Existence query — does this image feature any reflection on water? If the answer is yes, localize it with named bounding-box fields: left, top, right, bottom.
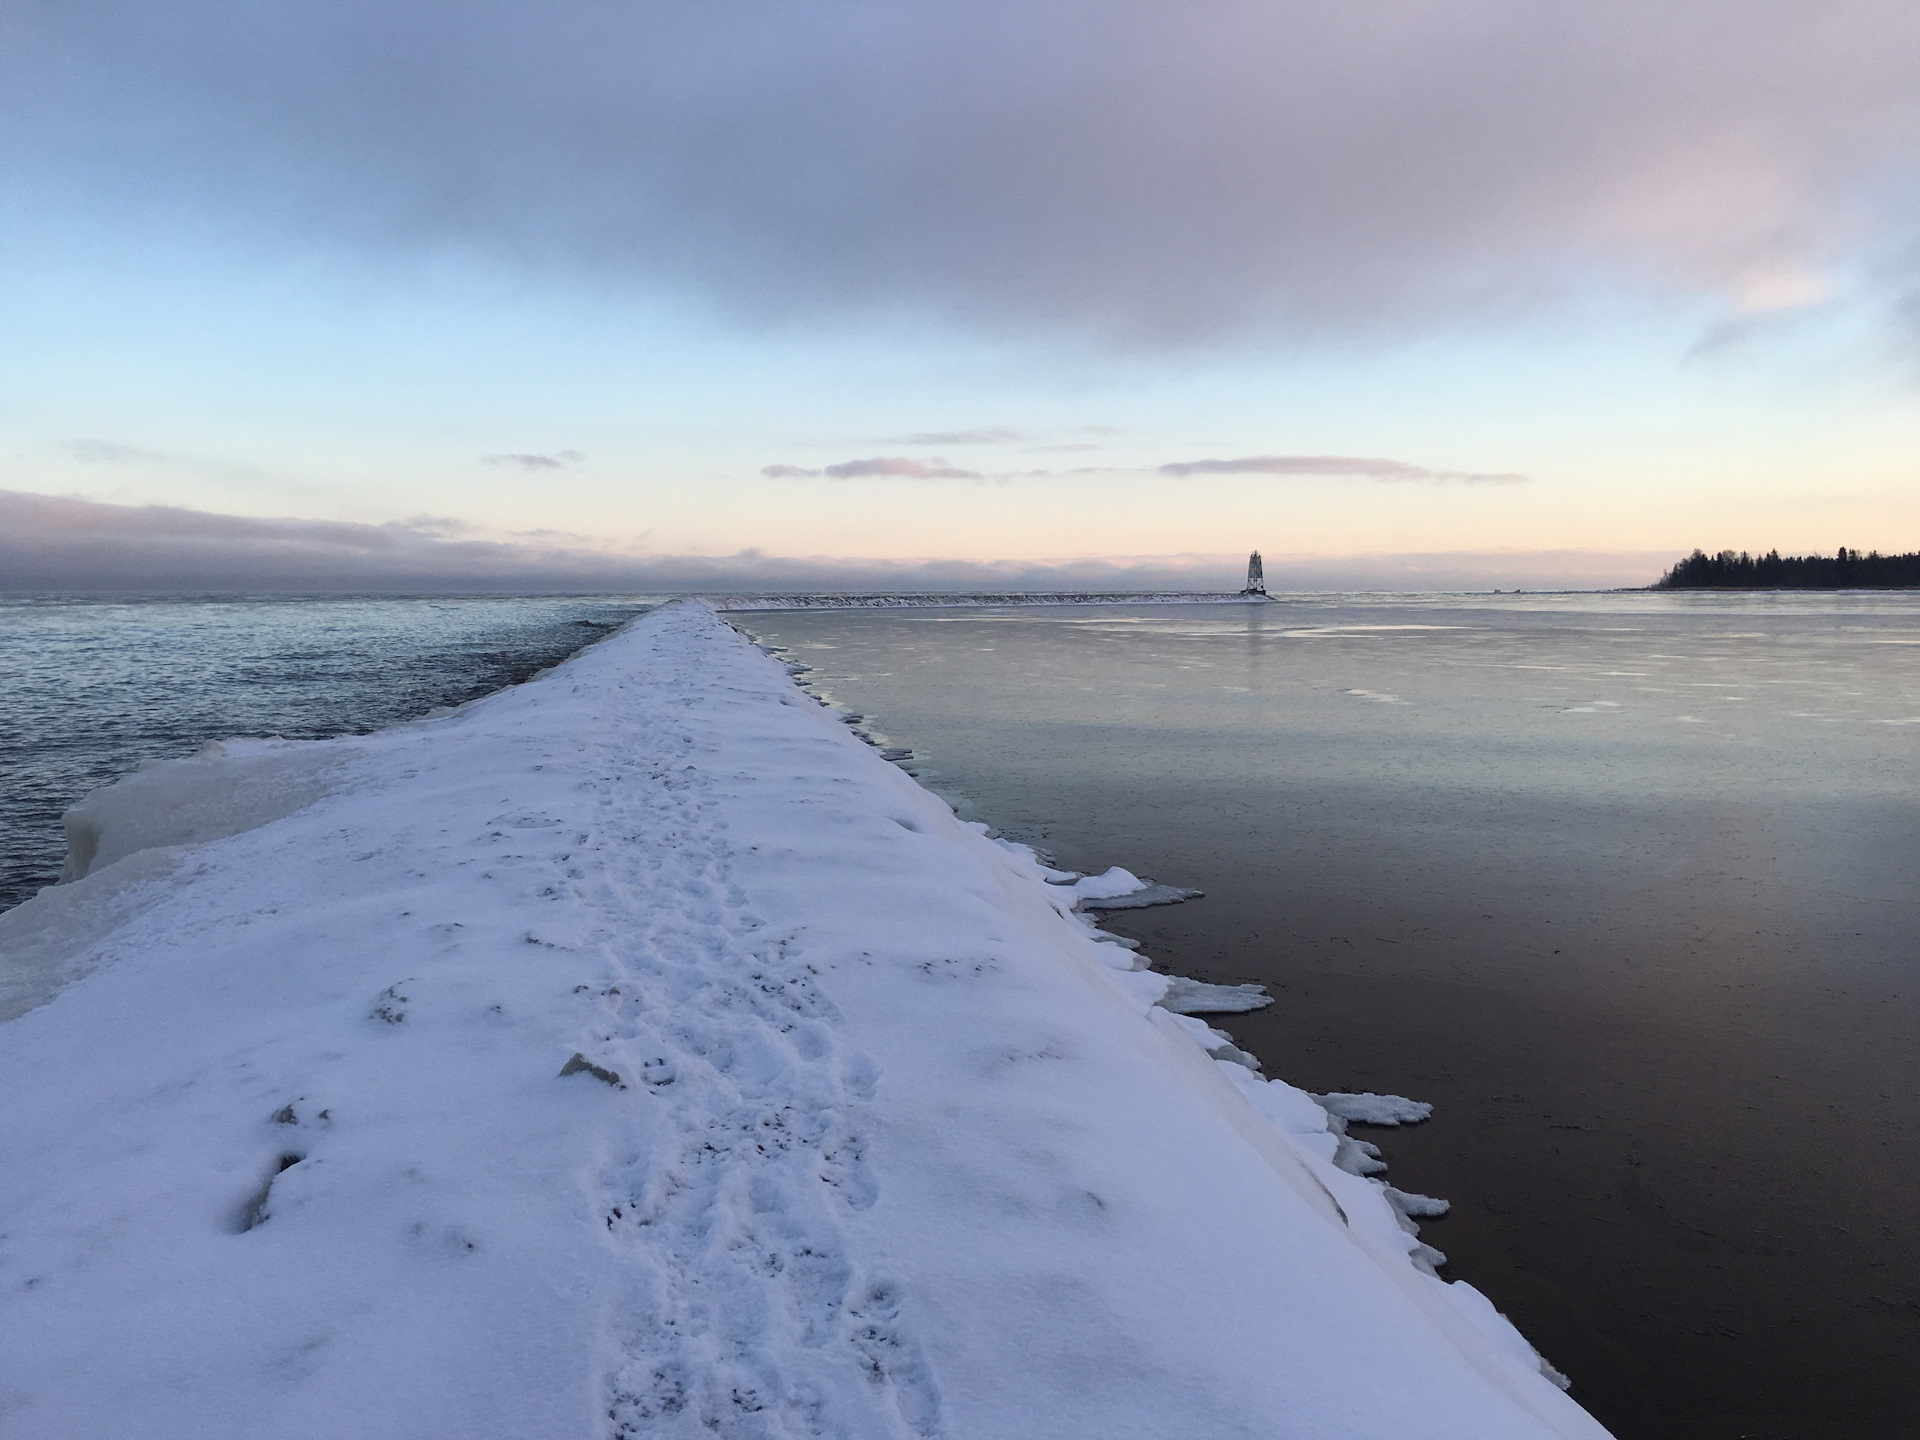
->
left=0, top=595, right=651, bottom=911
left=743, top=592, right=1920, bottom=1440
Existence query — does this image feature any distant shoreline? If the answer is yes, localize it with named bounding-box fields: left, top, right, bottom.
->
left=1656, top=548, right=1920, bottom=589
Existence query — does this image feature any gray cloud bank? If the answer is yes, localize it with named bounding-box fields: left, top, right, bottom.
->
left=0, top=489, right=1668, bottom=594
left=8, top=4, right=1920, bottom=341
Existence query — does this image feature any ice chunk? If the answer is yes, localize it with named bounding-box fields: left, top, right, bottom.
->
left=1385, top=1187, right=1451, bottom=1218
left=0, top=848, right=182, bottom=1022
left=1156, top=977, right=1273, bottom=1015
left=1333, top=1135, right=1387, bottom=1175
left=1317, top=1092, right=1434, bottom=1126
left=59, top=738, right=345, bottom=882
left=1408, top=1242, right=1449, bottom=1276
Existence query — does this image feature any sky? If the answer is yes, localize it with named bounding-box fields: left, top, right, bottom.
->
left=5, top=1, right=1920, bottom=592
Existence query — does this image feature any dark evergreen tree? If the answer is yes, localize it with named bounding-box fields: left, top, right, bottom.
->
left=1655, top=547, right=1920, bottom=589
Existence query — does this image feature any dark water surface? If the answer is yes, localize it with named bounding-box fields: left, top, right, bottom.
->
left=0, top=595, right=652, bottom=912
left=741, top=594, right=1920, bottom=1440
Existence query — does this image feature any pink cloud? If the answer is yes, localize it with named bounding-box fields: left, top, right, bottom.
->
left=1159, top=455, right=1529, bottom=484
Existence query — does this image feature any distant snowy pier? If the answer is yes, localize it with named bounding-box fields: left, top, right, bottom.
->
left=706, top=590, right=1271, bottom=611
left=0, top=601, right=1608, bottom=1439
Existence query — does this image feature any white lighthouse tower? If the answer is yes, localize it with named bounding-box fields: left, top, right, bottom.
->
left=1241, top=550, right=1267, bottom=597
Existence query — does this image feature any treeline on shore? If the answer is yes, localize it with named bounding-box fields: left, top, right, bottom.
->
left=1656, top=547, right=1920, bottom=589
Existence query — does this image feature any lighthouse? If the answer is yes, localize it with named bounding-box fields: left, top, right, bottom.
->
left=1242, top=550, right=1267, bottom=597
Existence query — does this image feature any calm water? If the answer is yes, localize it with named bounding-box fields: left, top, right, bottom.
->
left=0, top=595, right=652, bottom=911
left=741, top=593, right=1920, bottom=1440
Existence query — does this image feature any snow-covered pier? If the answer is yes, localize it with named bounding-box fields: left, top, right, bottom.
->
left=706, top=591, right=1268, bottom=611
left=0, top=601, right=1609, bottom=1439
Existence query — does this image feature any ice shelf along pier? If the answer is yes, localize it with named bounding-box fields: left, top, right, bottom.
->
left=0, top=600, right=1609, bottom=1439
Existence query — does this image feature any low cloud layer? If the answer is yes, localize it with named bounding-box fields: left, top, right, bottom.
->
left=764, top=452, right=1524, bottom=484
left=481, top=450, right=585, bottom=472
left=8, top=4, right=1920, bottom=342
left=763, top=457, right=984, bottom=481
left=887, top=429, right=1028, bottom=447
left=880, top=427, right=1121, bottom=447
left=1159, top=455, right=1529, bottom=484
left=0, top=489, right=1668, bottom=594
left=67, top=439, right=171, bottom=466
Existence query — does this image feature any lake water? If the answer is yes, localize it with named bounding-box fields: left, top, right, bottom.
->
left=739, top=593, right=1920, bottom=1440
left=0, top=595, right=652, bottom=912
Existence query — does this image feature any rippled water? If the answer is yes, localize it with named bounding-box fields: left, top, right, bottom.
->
left=740, top=591, right=1920, bottom=1440
left=0, top=595, right=652, bottom=911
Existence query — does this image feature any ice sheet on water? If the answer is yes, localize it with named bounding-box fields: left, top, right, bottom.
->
left=1156, top=977, right=1274, bottom=1015
left=1067, top=864, right=1205, bottom=911
left=1318, top=1092, right=1435, bottom=1126
left=1068, top=864, right=1202, bottom=910
left=1079, top=881, right=1204, bottom=910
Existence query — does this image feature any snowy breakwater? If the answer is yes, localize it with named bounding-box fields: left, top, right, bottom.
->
left=0, top=601, right=1608, bottom=1439
left=708, top=591, right=1267, bottom=611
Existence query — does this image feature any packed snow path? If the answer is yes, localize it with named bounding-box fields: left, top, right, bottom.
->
left=0, top=601, right=1610, bottom=1440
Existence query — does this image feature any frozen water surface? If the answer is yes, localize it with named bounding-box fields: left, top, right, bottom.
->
left=742, top=591, right=1920, bottom=1440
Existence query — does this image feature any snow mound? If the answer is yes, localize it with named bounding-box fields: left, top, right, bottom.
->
left=1071, top=865, right=1145, bottom=899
